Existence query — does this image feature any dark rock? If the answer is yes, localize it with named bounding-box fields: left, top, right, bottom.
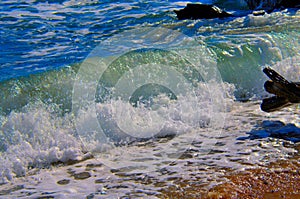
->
left=245, top=0, right=300, bottom=11
left=280, top=0, right=300, bottom=9
left=261, top=67, right=300, bottom=112
left=174, top=4, right=232, bottom=20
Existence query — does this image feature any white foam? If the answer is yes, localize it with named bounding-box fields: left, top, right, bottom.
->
left=0, top=80, right=235, bottom=184
left=1, top=97, right=299, bottom=198
left=0, top=104, right=83, bottom=184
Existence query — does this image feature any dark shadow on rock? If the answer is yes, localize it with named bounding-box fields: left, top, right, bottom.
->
left=237, top=120, right=300, bottom=143
left=174, top=4, right=232, bottom=20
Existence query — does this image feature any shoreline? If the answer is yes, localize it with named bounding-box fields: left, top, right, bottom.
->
left=160, top=142, right=300, bottom=199
left=0, top=101, right=299, bottom=198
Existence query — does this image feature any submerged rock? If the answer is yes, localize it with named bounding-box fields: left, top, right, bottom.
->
left=174, top=4, right=232, bottom=20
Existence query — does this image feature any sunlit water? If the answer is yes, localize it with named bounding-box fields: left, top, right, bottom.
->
left=0, top=0, right=299, bottom=198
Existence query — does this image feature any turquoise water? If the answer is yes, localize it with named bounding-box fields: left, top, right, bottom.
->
left=0, top=0, right=299, bottom=194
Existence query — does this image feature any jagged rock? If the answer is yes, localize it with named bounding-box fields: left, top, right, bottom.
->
left=261, top=67, right=300, bottom=112
left=174, top=4, right=232, bottom=20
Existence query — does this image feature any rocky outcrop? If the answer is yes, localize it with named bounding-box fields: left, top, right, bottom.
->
left=245, top=0, right=300, bottom=12
left=174, top=4, right=232, bottom=20
left=175, top=1, right=299, bottom=20
left=261, top=67, right=300, bottom=112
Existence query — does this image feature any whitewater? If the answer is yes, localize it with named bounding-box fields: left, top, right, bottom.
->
left=0, top=0, right=299, bottom=198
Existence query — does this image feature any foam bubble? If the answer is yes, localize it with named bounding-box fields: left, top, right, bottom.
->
left=0, top=104, right=83, bottom=183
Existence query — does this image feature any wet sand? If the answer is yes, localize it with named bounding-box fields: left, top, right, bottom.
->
left=160, top=150, right=300, bottom=199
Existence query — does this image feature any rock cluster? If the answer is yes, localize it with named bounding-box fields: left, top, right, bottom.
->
left=175, top=1, right=299, bottom=20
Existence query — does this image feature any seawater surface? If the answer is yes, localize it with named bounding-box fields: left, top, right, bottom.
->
left=0, top=0, right=299, bottom=198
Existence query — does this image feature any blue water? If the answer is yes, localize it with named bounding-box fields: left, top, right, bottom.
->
left=0, top=0, right=204, bottom=81
left=0, top=0, right=299, bottom=189
left=0, top=1, right=298, bottom=104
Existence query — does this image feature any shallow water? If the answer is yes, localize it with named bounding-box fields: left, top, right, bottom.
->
left=0, top=102, right=299, bottom=198
left=0, top=0, right=299, bottom=197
